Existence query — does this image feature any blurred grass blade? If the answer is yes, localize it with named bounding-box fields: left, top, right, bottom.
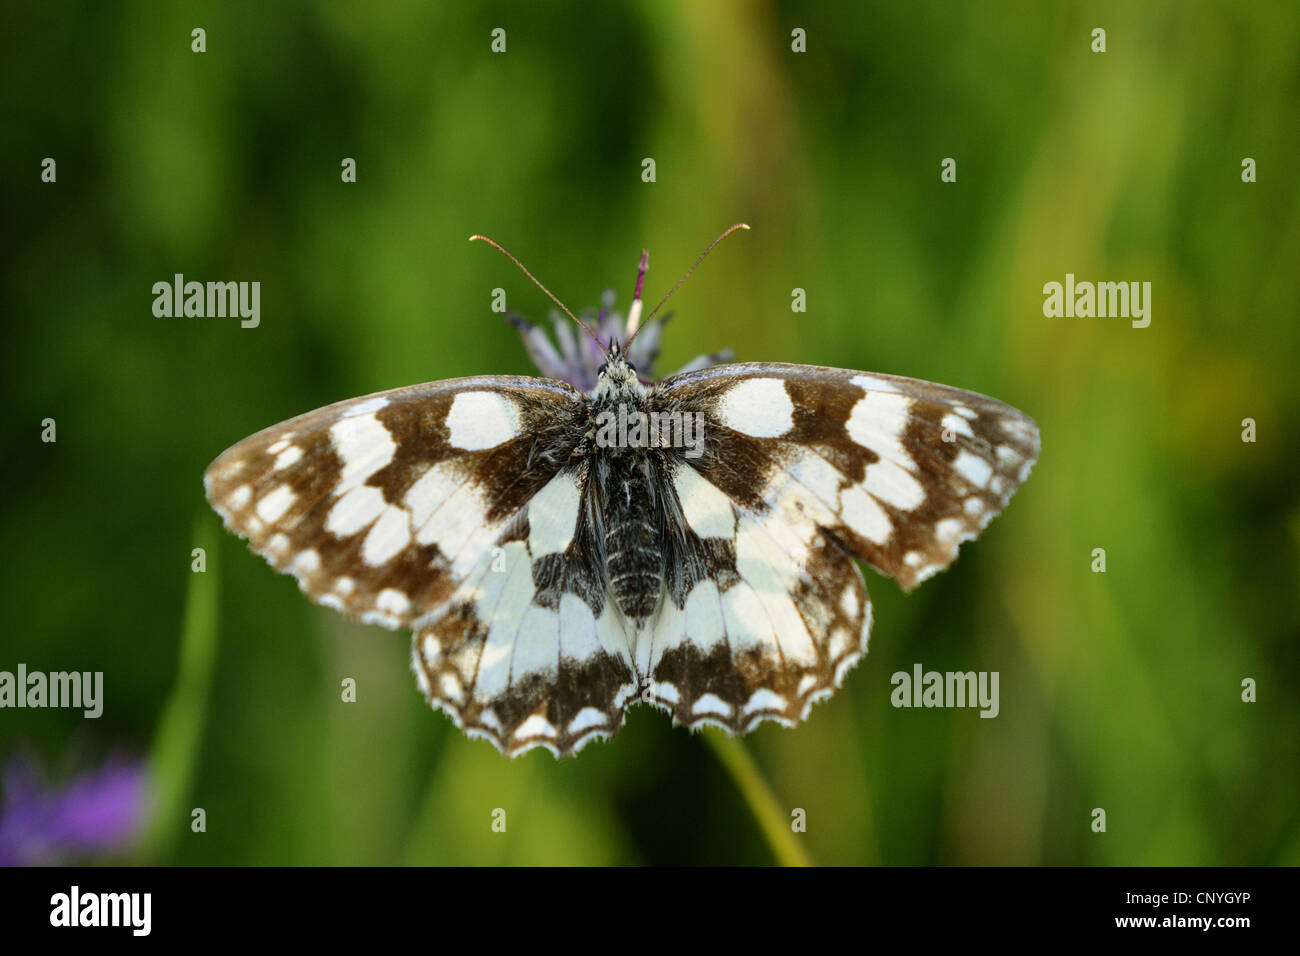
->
left=703, top=730, right=813, bottom=867
left=144, top=513, right=221, bottom=859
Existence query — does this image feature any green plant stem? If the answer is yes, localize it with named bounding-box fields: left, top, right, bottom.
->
left=144, top=514, right=221, bottom=859
left=703, top=730, right=813, bottom=867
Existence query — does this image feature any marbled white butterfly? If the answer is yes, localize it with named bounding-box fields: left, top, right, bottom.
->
left=205, top=226, right=1040, bottom=757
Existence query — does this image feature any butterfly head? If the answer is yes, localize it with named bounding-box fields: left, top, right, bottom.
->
left=592, top=340, right=645, bottom=400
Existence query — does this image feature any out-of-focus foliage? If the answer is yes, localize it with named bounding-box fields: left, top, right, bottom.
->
left=1, top=1, right=1296, bottom=865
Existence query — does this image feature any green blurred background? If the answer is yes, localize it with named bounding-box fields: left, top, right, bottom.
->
left=2, top=1, right=1297, bottom=865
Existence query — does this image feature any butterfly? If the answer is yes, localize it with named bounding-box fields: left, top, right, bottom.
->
left=204, top=225, right=1040, bottom=757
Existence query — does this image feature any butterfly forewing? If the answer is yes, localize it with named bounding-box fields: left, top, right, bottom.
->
left=204, top=376, right=589, bottom=628
left=657, top=362, right=1040, bottom=590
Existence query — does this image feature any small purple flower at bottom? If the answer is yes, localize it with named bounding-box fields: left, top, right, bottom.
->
left=0, top=753, right=148, bottom=866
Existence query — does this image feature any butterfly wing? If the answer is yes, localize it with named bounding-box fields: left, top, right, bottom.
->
left=206, top=375, right=639, bottom=756
left=411, top=464, right=638, bottom=757
left=641, top=362, right=1039, bottom=731
left=205, top=375, right=588, bottom=626
left=640, top=454, right=873, bottom=733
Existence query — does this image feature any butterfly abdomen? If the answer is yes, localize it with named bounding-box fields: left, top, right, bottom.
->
left=601, top=459, right=663, bottom=626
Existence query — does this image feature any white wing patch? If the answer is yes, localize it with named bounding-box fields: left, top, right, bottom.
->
left=446, top=391, right=521, bottom=450
left=527, top=470, right=583, bottom=556
left=404, top=461, right=461, bottom=529
left=326, top=484, right=387, bottom=537
left=361, top=503, right=411, bottom=566
left=673, top=460, right=736, bottom=539
left=847, top=390, right=930, bottom=511
left=255, top=484, right=296, bottom=523
left=715, top=377, right=794, bottom=438
left=330, top=412, right=395, bottom=495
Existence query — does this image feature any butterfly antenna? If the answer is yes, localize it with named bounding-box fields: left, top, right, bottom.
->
left=469, top=234, right=608, bottom=356
left=629, top=223, right=750, bottom=348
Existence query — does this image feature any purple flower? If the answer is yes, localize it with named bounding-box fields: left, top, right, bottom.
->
left=0, top=753, right=148, bottom=866
left=509, top=281, right=733, bottom=392
left=489, top=228, right=747, bottom=390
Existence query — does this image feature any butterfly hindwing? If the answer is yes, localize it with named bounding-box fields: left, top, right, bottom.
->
left=641, top=457, right=871, bottom=732
left=204, top=376, right=590, bottom=629
left=411, top=465, right=638, bottom=756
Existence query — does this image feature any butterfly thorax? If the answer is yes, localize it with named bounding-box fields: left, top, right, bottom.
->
left=589, top=347, right=664, bottom=628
